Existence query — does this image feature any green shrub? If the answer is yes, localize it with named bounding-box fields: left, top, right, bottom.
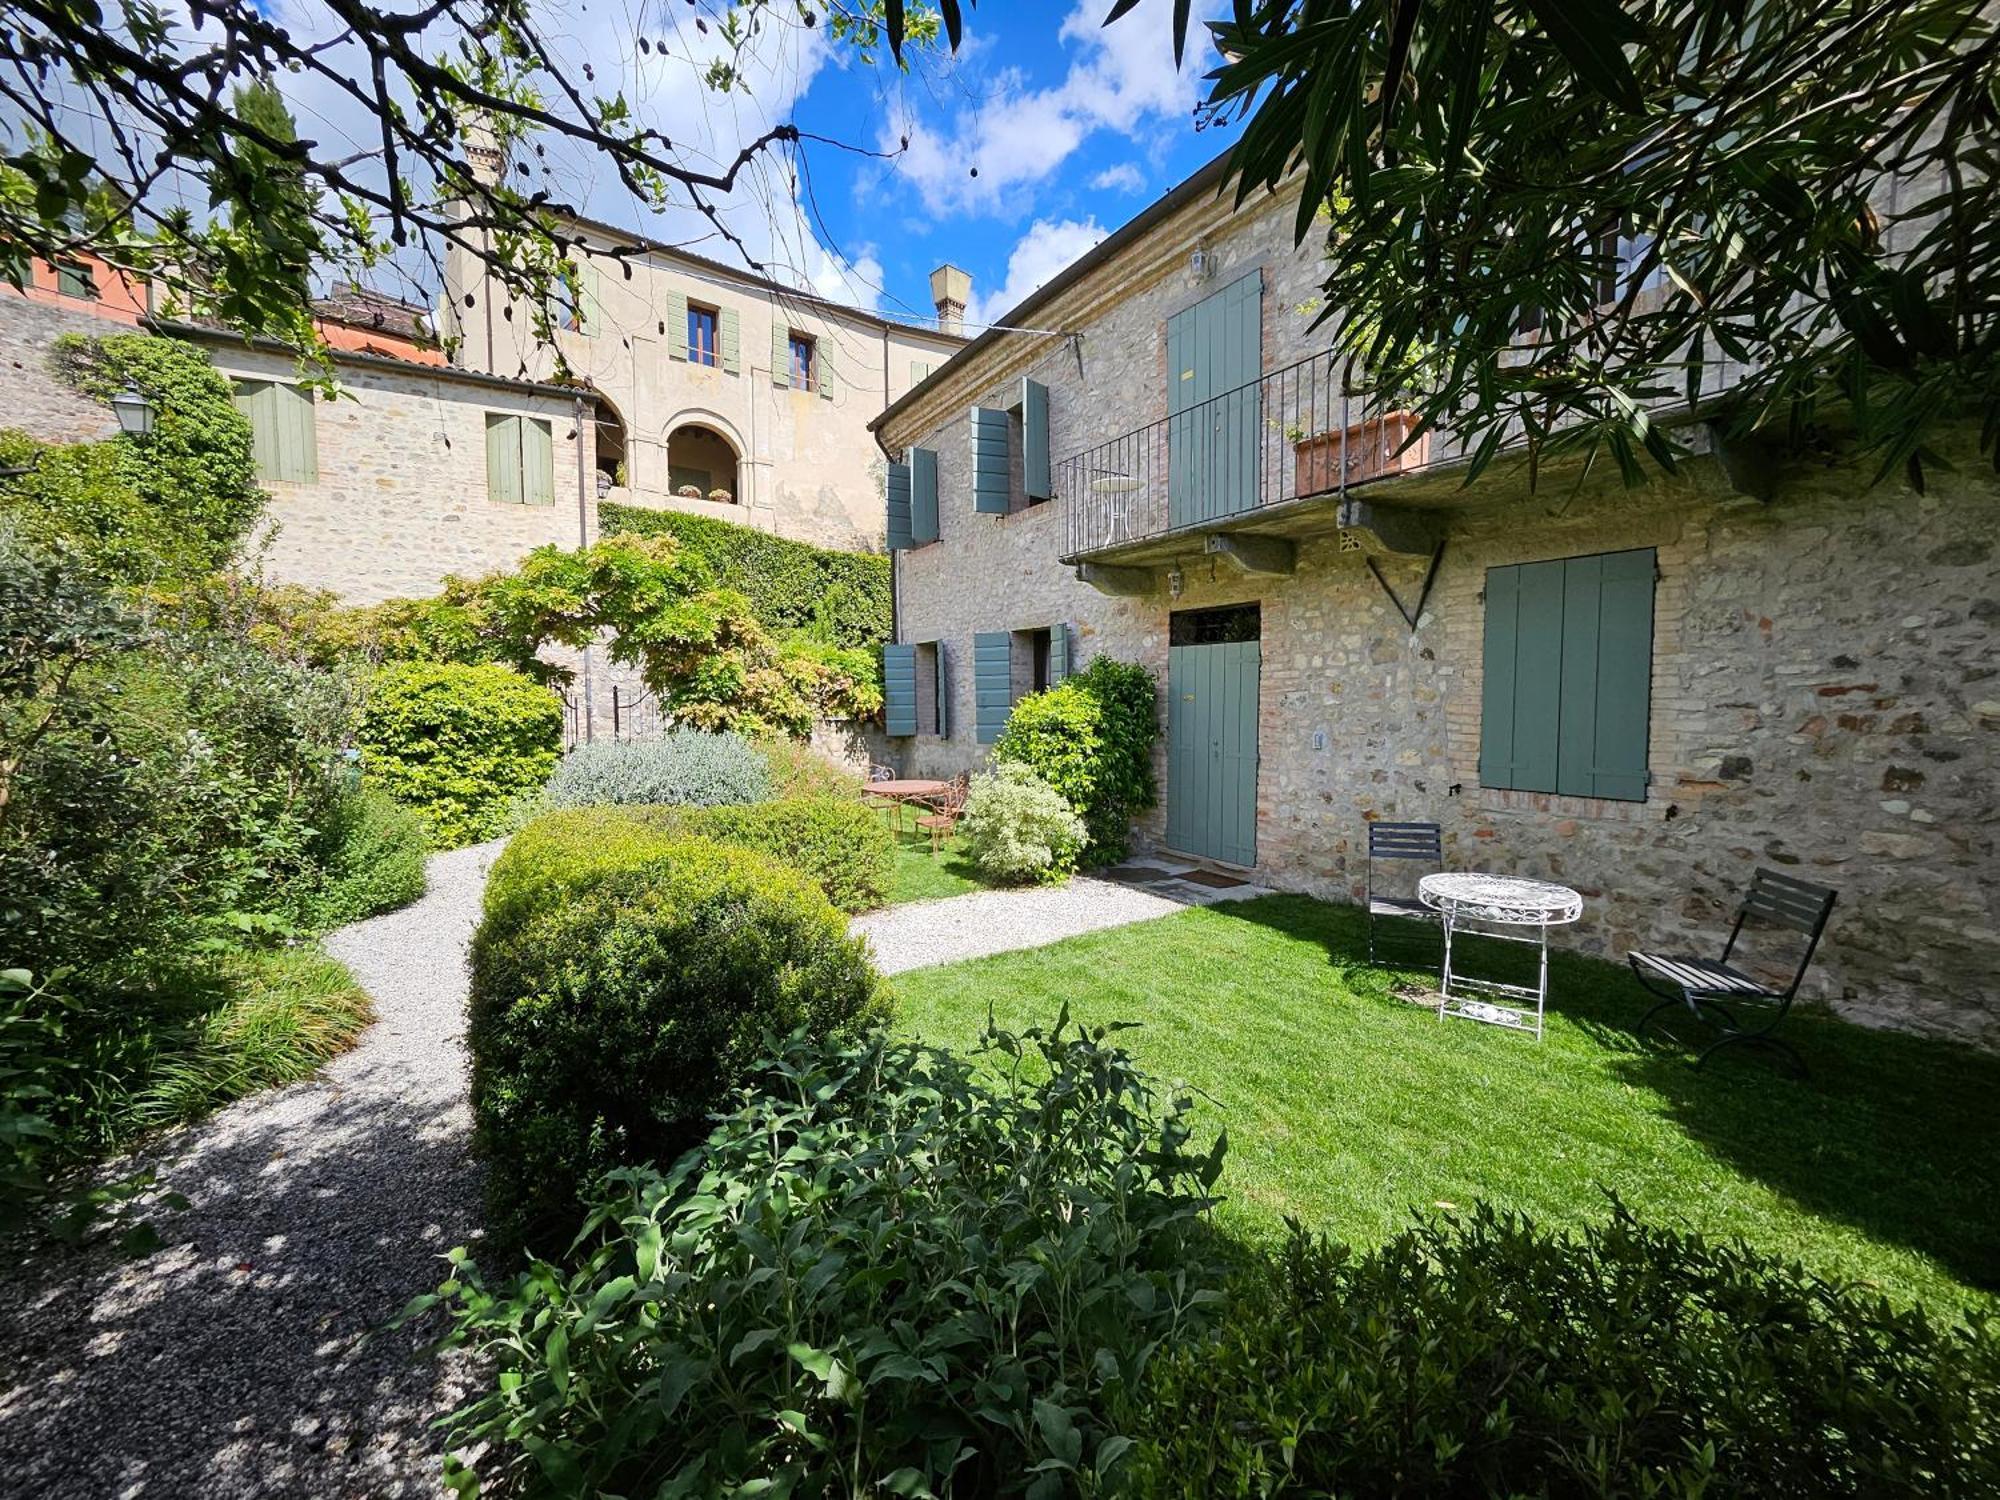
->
left=358, top=661, right=562, bottom=846
left=0, top=333, right=262, bottom=584
left=426, top=1016, right=1231, bottom=1496
left=757, top=737, right=865, bottom=799
left=599, top=502, right=891, bottom=649
left=543, top=729, right=769, bottom=809
left=279, top=785, right=429, bottom=933
left=492, top=796, right=893, bottom=921
left=1129, top=1202, right=2000, bottom=1497
left=994, top=655, right=1158, bottom=864
left=959, top=762, right=1088, bottom=884
left=467, top=836, right=886, bottom=1250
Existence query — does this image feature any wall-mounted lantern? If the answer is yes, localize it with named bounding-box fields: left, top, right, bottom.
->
left=111, top=384, right=156, bottom=437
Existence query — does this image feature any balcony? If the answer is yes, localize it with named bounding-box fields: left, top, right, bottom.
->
left=1057, top=350, right=1464, bottom=570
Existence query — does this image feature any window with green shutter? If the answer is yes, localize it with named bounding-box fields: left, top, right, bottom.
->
left=719, top=306, right=741, bottom=374
left=910, top=446, right=939, bottom=545
left=883, top=643, right=918, bottom=737
left=973, top=632, right=1012, bottom=743
left=485, top=413, right=556, bottom=506
left=969, top=408, right=1010, bottom=514
left=666, top=290, right=689, bottom=360
left=885, top=461, right=914, bottom=551
left=56, top=260, right=97, bottom=300
left=1480, top=548, right=1655, bottom=801
left=1021, top=377, right=1052, bottom=502
left=233, top=380, right=317, bottom=483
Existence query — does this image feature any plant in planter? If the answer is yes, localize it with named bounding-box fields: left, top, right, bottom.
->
left=676, top=484, right=703, bottom=499
left=707, top=487, right=733, bottom=503
left=1294, top=409, right=1428, bottom=494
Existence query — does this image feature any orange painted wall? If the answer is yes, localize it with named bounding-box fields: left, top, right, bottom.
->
left=5, top=253, right=149, bottom=324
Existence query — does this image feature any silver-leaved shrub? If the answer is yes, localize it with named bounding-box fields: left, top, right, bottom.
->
left=543, top=729, right=770, bottom=810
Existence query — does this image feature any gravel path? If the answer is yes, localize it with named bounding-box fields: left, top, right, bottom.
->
left=852, top=873, right=1265, bottom=975
left=0, top=840, right=500, bottom=1500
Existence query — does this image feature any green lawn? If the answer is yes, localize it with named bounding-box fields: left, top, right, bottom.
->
left=883, top=824, right=992, bottom=906
left=889, top=894, right=2000, bottom=1318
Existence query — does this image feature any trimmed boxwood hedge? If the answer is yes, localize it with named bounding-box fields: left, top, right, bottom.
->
left=490, top=797, right=894, bottom=918
left=599, top=503, right=890, bottom=650
left=467, top=834, right=886, bottom=1251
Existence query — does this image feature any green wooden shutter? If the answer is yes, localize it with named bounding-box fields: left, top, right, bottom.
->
left=665, top=290, right=688, bottom=360
left=883, top=643, right=918, bottom=736
left=934, top=641, right=950, bottom=738
left=910, top=446, right=939, bottom=544
left=772, top=321, right=791, bottom=387
left=970, top=408, right=1010, bottom=514
left=486, top=413, right=522, bottom=503
left=580, top=262, right=604, bottom=337
left=720, top=306, right=740, bottom=374
left=1021, top=377, right=1052, bottom=500
left=911, top=360, right=931, bottom=387
left=885, top=461, right=914, bottom=550
left=274, top=383, right=317, bottom=482
left=818, top=342, right=837, bottom=401
left=522, top=416, right=556, bottom=505
left=1047, top=621, right=1069, bottom=684
left=1558, top=548, right=1654, bottom=800
left=234, top=381, right=275, bottom=478
left=1479, top=560, right=1562, bottom=792
left=974, top=631, right=1012, bottom=743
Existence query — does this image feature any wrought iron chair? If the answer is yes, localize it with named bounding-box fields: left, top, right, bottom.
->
left=1366, top=821, right=1443, bottom=967
left=1629, top=869, right=1838, bottom=1077
left=915, top=772, right=971, bottom=855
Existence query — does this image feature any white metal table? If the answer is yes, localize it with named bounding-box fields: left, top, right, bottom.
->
left=1418, top=872, right=1583, bottom=1041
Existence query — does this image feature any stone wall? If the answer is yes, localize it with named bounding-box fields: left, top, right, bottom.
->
left=881, top=190, right=2000, bottom=1046
left=0, top=293, right=133, bottom=444
left=198, top=341, right=598, bottom=604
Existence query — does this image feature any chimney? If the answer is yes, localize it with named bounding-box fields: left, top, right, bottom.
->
left=929, top=263, right=971, bottom=336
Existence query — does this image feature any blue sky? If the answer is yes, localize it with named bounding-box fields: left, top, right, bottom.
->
left=548, top=0, right=1241, bottom=333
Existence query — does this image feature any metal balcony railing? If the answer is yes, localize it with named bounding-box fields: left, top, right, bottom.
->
left=1058, top=350, right=1438, bottom=559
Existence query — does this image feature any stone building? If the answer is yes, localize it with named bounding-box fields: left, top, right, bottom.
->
left=872, top=155, right=2000, bottom=1045
left=441, top=161, right=967, bottom=553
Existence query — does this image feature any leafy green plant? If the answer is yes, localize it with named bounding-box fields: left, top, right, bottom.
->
left=959, top=762, right=1088, bottom=884
left=357, top=661, right=562, bottom=847
left=422, top=1015, right=1231, bottom=1497
left=0, top=333, right=262, bottom=584
left=467, top=835, right=886, bottom=1252
left=543, top=729, right=770, bottom=809
left=995, top=655, right=1158, bottom=864
left=1129, top=1201, right=2000, bottom=1497
left=599, top=502, right=891, bottom=649
left=757, top=737, right=866, bottom=800
left=132, top=947, right=373, bottom=1129
left=279, top=784, right=429, bottom=933
left=501, top=799, right=895, bottom=917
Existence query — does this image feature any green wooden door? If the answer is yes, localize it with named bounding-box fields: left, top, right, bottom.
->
left=1167, top=269, right=1263, bottom=529
left=1166, top=640, right=1260, bottom=865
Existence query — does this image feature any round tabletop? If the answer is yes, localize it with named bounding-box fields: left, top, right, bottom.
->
left=1419, top=872, right=1583, bottom=926
left=866, top=779, right=949, bottom=798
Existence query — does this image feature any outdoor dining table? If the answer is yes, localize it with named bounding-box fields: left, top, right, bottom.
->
left=863, top=778, right=949, bottom=829
left=1418, top=872, right=1584, bottom=1042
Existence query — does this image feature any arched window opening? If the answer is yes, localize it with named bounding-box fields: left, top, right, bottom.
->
left=666, top=422, right=740, bottom=502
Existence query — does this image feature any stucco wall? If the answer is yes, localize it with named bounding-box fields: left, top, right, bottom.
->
left=882, top=191, right=2000, bottom=1046
left=446, top=230, right=958, bottom=553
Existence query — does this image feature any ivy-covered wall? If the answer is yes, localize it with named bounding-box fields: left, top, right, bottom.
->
left=599, top=503, right=891, bottom=650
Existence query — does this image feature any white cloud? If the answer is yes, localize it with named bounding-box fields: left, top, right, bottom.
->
left=966, top=216, right=1109, bottom=330
left=883, top=0, right=1214, bottom=216
left=1090, top=162, right=1147, bottom=194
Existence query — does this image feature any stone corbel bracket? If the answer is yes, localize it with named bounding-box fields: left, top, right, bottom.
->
left=1204, top=532, right=1298, bottom=577
left=1335, top=498, right=1443, bottom=556
left=1075, top=563, right=1155, bottom=597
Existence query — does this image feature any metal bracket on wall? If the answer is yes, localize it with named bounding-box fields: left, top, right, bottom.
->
left=1365, top=540, right=1447, bottom=633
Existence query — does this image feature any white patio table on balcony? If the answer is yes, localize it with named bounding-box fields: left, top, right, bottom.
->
left=1419, top=872, right=1584, bottom=1042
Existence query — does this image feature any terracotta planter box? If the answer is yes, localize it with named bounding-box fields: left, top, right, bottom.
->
left=1294, top=411, right=1428, bottom=495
